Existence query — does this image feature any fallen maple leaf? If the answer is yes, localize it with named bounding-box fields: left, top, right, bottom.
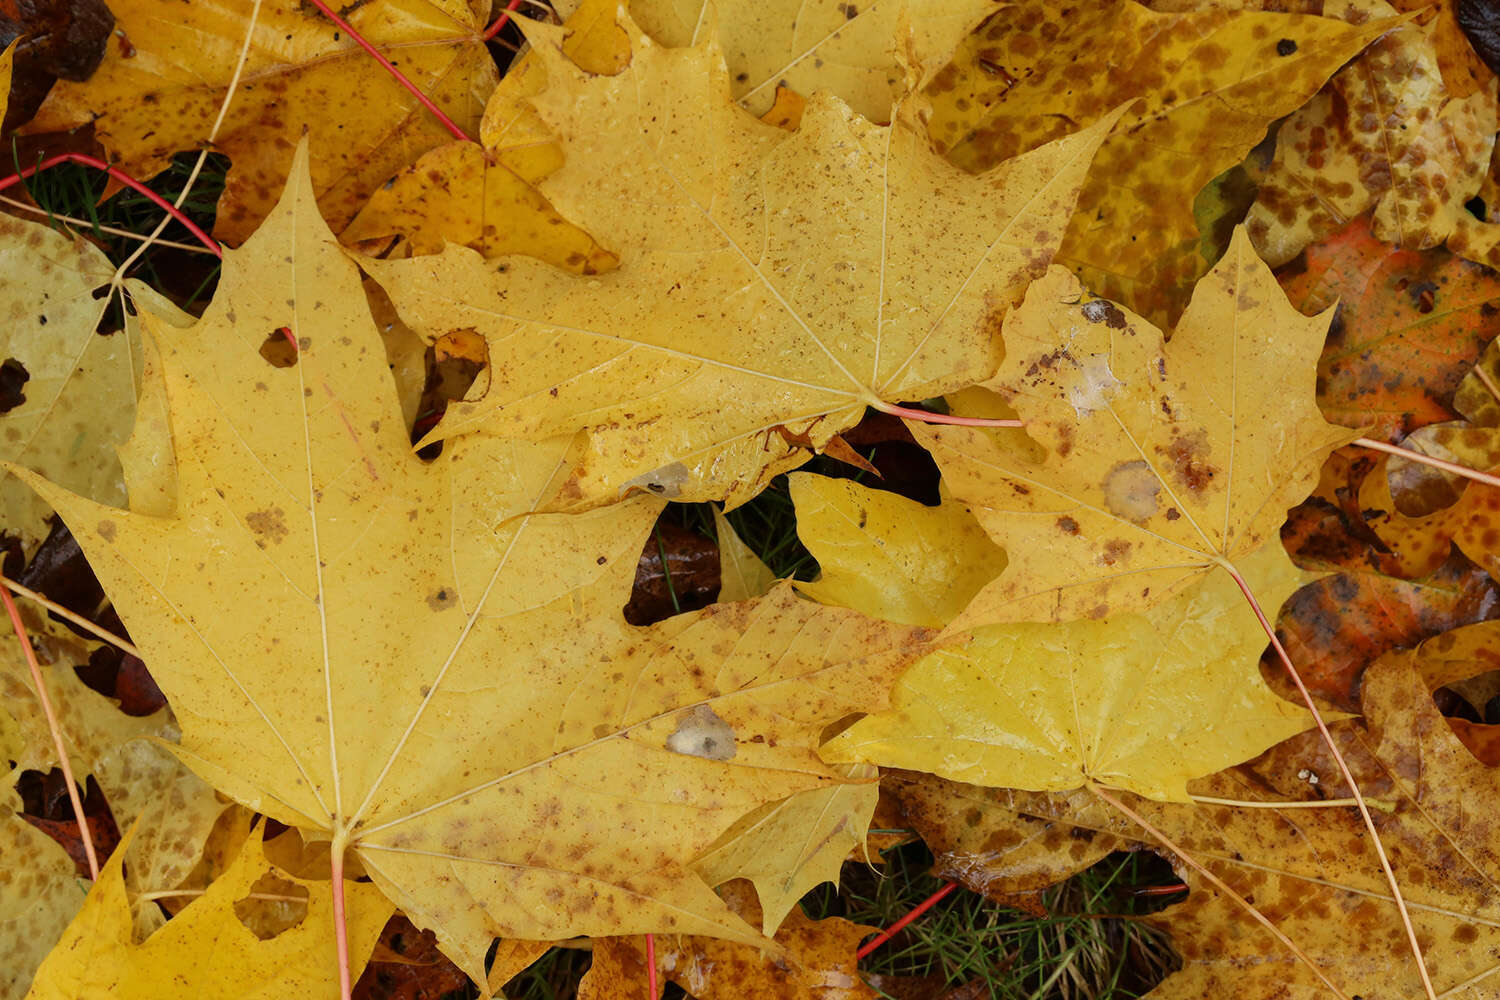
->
left=555, top=0, right=999, bottom=121
left=365, top=13, right=1120, bottom=509
left=12, top=146, right=934, bottom=981
left=2, top=621, right=225, bottom=990
left=790, top=473, right=1004, bottom=627
left=821, top=542, right=1316, bottom=802
left=579, top=881, right=877, bottom=1000
left=1247, top=2, right=1498, bottom=269
left=27, top=0, right=497, bottom=244
left=26, top=828, right=393, bottom=999
left=1276, top=215, right=1500, bottom=441
left=924, top=0, right=1398, bottom=324
left=341, top=0, right=623, bottom=270
left=915, top=229, right=1354, bottom=628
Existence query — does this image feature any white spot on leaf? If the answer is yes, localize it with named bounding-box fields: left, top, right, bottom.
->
left=666, top=705, right=737, bottom=761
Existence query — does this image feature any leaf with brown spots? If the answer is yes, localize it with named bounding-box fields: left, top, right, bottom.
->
left=1275, top=215, right=1500, bottom=441
left=915, top=229, right=1354, bottom=629
left=1247, top=3, right=1498, bottom=269
left=1271, top=549, right=1500, bottom=713
left=25, top=0, right=498, bottom=245
left=2, top=615, right=226, bottom=991
left=340, top=0, right=622, bottom=271
left=364, top=13, right=1120, bottom=509
left=555, top=0, right=1000, bottom=121
left=1359, top=442, right=1500, bottom=581
left=578, top=881, right=878, bottom=1000
left=8, top=146, right=934, bottom=982
left=897, top=650, right=1500, bottom=999
left=0, top=215, right=195, bottom=558
left=924, top=0, right=1398, bottom=325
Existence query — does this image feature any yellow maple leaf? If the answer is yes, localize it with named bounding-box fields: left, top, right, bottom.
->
left=564, top=0, right=1000, bottom=120
left=924, top=0, right=1399, bottom=324
left=1247, top=2, right=1498, bottom=268
left=341, top=0, right=624, bottom=269
left=821, top=531, right=1316, bottom=802
left=25, top=828, right=392, bottom=999
left=367, top=14, right=1119, bottom=508
left=790, top=473, right=1005, bottom=627
left=915, top=229, right=1354, bottom=629
left=27, top=0, right=497, bottom=244
left=11, top=145, right=934, bottom=981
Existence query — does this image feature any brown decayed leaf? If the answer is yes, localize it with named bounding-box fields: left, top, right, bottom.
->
left=915, top=230, right=1353, bottom=628
left=924, top=0, right=1398, bottom=324
left=13, top=145, right=935, bottom=981
left=0, top=0, right=111, bottom=130
left=1271, top=549, right=1500, bottom=712
left=27, top=0, right=497, bottom=244
left=1248, top=3, right=1498, bottom=269
left=1275, top=215, right=1500, bottom=441
left=366, top=14, right=1118, bottom=509
left=578, top=881, right=878, bottom=1000
left=884, top=771, right=1124, bottom=903
left=891, top=647, right=1500, bottom=998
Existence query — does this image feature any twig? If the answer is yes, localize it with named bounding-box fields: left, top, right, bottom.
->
left=1354, top=437, right=1500, bottom=490
left=1088, top=782, right=1350, bottom=1000
left=0, top=574, right=141, bottom=658
left=1, top=584, right=100, bottom=879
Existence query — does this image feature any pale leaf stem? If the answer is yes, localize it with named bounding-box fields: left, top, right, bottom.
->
left=0, top=575, right=142, bottom=658
left=1218, top=558, right=1437, bottom=1000
left=872, top=399, right=1023, bottom=428
left=1353, top=436, right=1500, bottom=490
left=1, top=584, right=99, bottom=879
left=1087, top=782, right=1351, bottom=1000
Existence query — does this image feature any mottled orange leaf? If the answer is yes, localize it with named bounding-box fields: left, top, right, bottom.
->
left=1276, top=215, right=1500, bottom=440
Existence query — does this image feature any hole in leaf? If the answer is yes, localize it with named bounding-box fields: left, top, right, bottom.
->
left=0, top=358, right=30, bottom=413
left=1468, top=195, right=1488, bottom=222
left=259, top=329, right=298, bottom=368
left=234, top=871, right=310, bottom=939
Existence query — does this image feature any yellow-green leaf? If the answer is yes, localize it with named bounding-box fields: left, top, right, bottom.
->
left=821, top=543, right=1315, bottom=802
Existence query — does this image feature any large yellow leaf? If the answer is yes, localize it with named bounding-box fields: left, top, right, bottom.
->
left=790, top=473, right=1005, bottom=627
left=12, top=145, right=933, bottom=981
left=1247, top=2, right=1498, bottom=267
left=915, top=229, right=1354, bottom=628
left=821, top=542, right=1315, bottom=802
left=366, top=14, right=1118, bottom=508
left=25, top=829, right=392, bottom=999
left=27, top=0, right=497, bottom=244
left=561, top=0, right=1000, bottom=120
left=924, top=0, right=1398, bottom=324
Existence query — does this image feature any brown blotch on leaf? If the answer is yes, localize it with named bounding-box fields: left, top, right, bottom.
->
left=259, top=330, right=298, bottom=368
left=96, top=519, right=116, bottom=542
left=245, top=507, right=289, bottom=545
left=426, top=587, right=456, bottom=611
